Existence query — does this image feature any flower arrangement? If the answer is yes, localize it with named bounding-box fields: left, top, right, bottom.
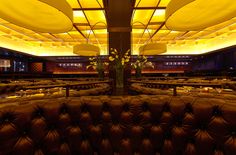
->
left=132, top=55, right=154, bottom=69
left=109, top=48, right=130, bottom=88
left=86, top=56, right=108, bottom=79
left=131, top=55, right=154, bottom=78
left=109, top=48, right=130, bottom=68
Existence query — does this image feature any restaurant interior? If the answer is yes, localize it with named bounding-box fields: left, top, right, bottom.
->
left=0, top=0, right=236, bottom=155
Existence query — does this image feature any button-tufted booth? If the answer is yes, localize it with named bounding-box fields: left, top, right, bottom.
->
left=0, top=95, right=236, bottom=155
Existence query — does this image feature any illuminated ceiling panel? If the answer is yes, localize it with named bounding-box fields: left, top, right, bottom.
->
left=151, top=9, right=165, bottom=22
left=131, top=0, right=236, bottom=55
left=133, top=10, right=155, bottom=25
left=135, top=0, right=160, bottom=7
left=73, top=11, right=87, bottom=23
left=1, top=0, right=236, bottom=56
left=79, top=0, right=103, bottom=8
left=84, top=11, right=106, bottom=26
left=0, top=0, right=108, bottom=56
left=159, top=0, right=171, bottom=7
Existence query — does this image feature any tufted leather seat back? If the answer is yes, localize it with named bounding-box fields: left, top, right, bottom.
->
left=0, top=95, right=236, bottom=155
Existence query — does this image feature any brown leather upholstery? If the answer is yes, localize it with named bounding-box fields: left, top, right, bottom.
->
left=0, top=95, right=236, bottom=155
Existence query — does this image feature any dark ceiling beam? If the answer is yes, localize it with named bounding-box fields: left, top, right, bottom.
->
left=146, top=22, right=166, bottom=43
left=131, top=0, right=140, bottom=26
left=73, top=8, right=104, bottom=11
left=66, top=32, right=77, bottom=42
left=95, top=0, right=108, bottom=31
left=134, top=7, right=166, bottom=10
left=105, top=0, right=133, bottom=28
left=131, top=0, right=136, bottom=7
left=137, top=0, right=162, bottom=45
left=102, top=0, right=109, bottom=26
left=49, top=33, right=64, bottom=42
left=76, top=0, right=101, bottom=45
left=174, top=31, right=189, bottom=40
left=73, top=23, right=89, bottom=26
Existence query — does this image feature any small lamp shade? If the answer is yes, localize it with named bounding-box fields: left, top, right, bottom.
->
left=73, top=44, right=100, bottom=56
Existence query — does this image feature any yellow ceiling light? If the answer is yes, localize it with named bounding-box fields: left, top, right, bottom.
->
left=0, top=0, right=73, bottom=33
left=73, top=44, right=100, bottom=56
left=165, top=0, right=236, bottom=31
left=139, top=43, right=167, bottom=55
left=73, top=11, right=84, bottom=17
left=159, top=0, right=172, bottom=7
left=154, top=9, right=165, bottom=17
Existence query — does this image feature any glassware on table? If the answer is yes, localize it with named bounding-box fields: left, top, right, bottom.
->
left=20, top=89, right=24, bottom=97
left=216, top=88, right=222, bottom=94
left=59, top=87, right=63, bottom=94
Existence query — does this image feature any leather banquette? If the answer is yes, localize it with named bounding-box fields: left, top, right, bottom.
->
left=0, top=95, right=236, bottom=155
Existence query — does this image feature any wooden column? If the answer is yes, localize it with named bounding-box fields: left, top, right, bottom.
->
left=103, top=0, right=134, bottom=89
left=108, top=30, right=131, bottom=87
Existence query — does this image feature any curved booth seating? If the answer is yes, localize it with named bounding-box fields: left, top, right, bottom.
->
left=69, top=83, right=111, bottom=96
left=0, top=95, right=236, bottom=155
left=129, top=83, right=173, bottom=95
left=129, top=83, right=236, bottom=100
left=0, top=84, right=23, bottom=94
left=0, top=83, right=111, bottom=106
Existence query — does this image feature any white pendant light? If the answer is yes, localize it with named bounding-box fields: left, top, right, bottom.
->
left=139, top=43, right=167, bottom=55
left=0, top=0, right=73, bottom=33
left=73, top=43, right=100, bottom=56
left=165, top=0, right=236, bottom=31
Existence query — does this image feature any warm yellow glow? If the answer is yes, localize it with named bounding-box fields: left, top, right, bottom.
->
left=85, top=30, right=93, bottom=35
left=154, top=9, right=165, bottom=17
left=151, top=9, right=166, bottom=22
left=133, top=29, right=144, bottom=34
left=166, top=0, right=236, bottom=31
left=73, top=11, right=84, bottom=17
left=1, top=0, right=236, bottom=56
left=135, top=0, right=160, bottom=7
left=0, top=25, right=11, bottom=35
left=73, top=11, right=87, bottom=23
left=139, top=43, right=167, bottom=55
left=99, top=44, right=108, bottom=55
left=84, top=11, right=106, bottom=25
left=144, top=29, right=153, bottom=34
left=66, top=0, right=80, bottom=8
left=151, top=30, right=170, bottom=38
left=93, top=29, right=107, bottom=34
left=159, top=0, right=171, bottom=7
left=133, top=10, right=155, bottom=25
left=0, top=0, right=73, bottom=33
left=79, top=0, right=103, bottom=8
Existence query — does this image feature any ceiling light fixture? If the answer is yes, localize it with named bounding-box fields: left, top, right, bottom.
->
left=73, top=22, right=106, bottom=56
left=73, top=43, right=100, bottom=56
left=0, top=0, right=73, bottom=33
left=165, top=0, right=236, bottom=31
left=139, top=43, right=167, bottom=55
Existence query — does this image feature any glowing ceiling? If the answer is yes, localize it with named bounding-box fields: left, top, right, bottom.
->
left=0, top=0, right=236, bottom=56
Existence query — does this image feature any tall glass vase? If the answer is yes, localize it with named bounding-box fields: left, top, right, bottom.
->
left=135, top=67, right=142, bottom=78
left=97, top=68, right=104, bottom=80
left=116, top=67, right=124, bottom=88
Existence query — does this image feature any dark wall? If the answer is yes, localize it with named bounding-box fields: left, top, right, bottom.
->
left=192, top=46, right=236, bottom=71
left=0, top=47, right=47, bottom=73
